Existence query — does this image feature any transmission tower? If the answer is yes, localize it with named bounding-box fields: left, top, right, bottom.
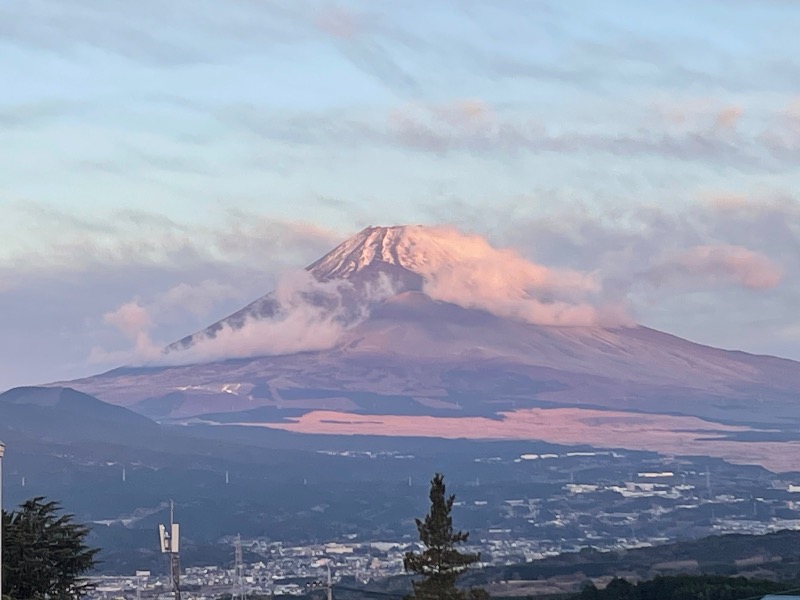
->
left=233, top=534, right=245, bottom=600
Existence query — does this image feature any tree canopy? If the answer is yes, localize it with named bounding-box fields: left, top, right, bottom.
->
left=2, top=497, right=99, bottom=600
left=577, top=575, right=790, bottom=600
left=404, top=473, right=488, bottom=600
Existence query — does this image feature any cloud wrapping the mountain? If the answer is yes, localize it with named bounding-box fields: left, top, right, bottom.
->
left=166, top=303, right=345, bottom=365
left=93, top=271, right=350, bottom=366
left=402, top=226, right=626, bottom=327
left=156, top=270, right=399, bottom=365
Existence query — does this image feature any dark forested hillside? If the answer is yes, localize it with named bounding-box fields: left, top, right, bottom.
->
left=472, top=530, right=800, bottom=585
left=577, top=575, right=791, bottom=600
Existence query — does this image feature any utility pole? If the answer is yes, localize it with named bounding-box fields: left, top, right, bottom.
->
left=0, top=440, right=5, bottom=600
left=170, top=501, right=181, bottom=600
left=312, top=560, right=333, bottom=600
left=158, top=500, right=181, bottom=600
left=327, top=561, right=333, bottom=600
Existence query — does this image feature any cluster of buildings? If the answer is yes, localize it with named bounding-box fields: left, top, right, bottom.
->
left=86, top=450, right=800, bottom=599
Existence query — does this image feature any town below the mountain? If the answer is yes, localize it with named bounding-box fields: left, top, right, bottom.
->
left=82, top=448, right=800, bottom=599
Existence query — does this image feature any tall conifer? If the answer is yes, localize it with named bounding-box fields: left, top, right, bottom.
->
left=404, top=473, right=488, bottom=600
left=2, top=497, right=98, bottom=600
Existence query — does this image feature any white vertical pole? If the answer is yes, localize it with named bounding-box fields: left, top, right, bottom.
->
left=1, top=440, right=5, bottom=600
left=327, top=562, right=332, bottom=600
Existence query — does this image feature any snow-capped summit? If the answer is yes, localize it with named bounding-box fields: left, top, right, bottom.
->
left=307, top=225, right=492, bottom=282
left=308, top=225, right=424, bottom=280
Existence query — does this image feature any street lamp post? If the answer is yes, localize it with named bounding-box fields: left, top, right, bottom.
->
left=0, top=440, right=5, bottom=600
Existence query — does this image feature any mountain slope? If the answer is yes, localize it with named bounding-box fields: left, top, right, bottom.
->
left=59, top=291, right=800, bottom=425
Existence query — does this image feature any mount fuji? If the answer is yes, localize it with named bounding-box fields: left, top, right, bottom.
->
left=54, top=225, right=800, bottom=470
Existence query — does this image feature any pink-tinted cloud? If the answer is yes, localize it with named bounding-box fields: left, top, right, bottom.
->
left=98, top=280, right=244, bottom=351
left=95, top=301, right=163, bottom=365
left=646, top=244, right=782, bottom=290
left=713, top=106, right=743, bottom=132
left=387, top=100, right=535, bottom=155
left=315, top=6, right=363, bottom=40
left=401, top=226, right=620, bottom=326
left=655, top=99, right=742, bottom=133
left=103, top=301, right=152, bottom=339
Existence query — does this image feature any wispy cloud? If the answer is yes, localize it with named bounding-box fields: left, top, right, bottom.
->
left=216, top=98, right=800, bottom=171
left=0, top=204, right=341, bottom=278
left=644, top=244, right=782, bottom=290
left=0, top=0, right=312, bottom=67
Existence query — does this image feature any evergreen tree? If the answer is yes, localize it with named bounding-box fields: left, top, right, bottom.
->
left=404, top=473, right=488, bottom=600
left=2, top=497, right=99, bottom=600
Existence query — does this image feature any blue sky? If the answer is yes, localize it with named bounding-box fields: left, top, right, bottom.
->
left=1, top=0, right=800, bottom=388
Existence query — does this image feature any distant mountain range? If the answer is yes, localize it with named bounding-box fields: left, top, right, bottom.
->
left=46, top=225, right=800, bottom=470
